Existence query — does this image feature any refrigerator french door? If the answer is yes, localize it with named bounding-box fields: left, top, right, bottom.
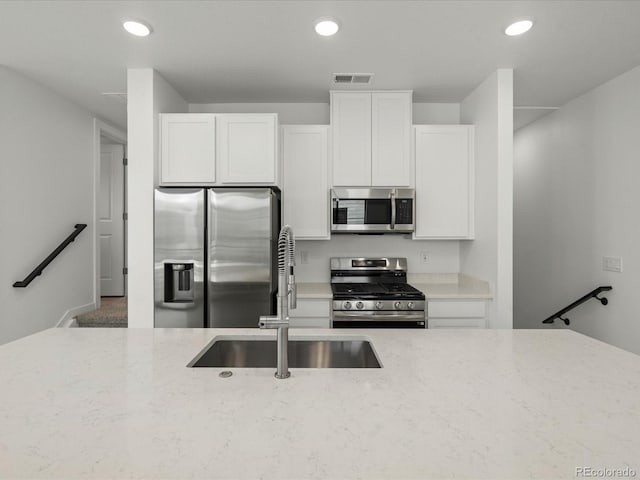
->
left=154, top=187, right=279, bottom=328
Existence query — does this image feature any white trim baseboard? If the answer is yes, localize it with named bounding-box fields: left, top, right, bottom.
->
left=56, top=302, right=96, bottom=328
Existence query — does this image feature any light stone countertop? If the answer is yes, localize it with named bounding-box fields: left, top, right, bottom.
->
left=1, top=327, right=639, bottom=479
left=409, top=273, right=493, bottom=300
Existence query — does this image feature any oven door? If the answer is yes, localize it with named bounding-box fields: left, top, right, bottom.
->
left=332, top=311, right=426, bottom=328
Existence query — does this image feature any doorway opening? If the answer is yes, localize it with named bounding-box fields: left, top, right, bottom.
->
left=93, top=120, right=127, bottom=318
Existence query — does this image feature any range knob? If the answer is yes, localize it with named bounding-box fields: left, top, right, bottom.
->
left=344, top=301, right=352, bottom=310
left=375, top=301, right=385, bottom=310
left=394, top=301, right=403, bottom=309
left=356, top=302, right=364, bottom=310
left=407, top=302, right=415, bottom=310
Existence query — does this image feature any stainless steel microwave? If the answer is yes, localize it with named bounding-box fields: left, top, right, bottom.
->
left=331, top=188, right=415, bottom=233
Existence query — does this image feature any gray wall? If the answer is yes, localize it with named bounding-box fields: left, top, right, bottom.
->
left=514, top=65, right=640, bottom=354
left=0, top=66, right=94, bottom=345
left=190, top=102, right=460, bottom=125
left=127, top=69, right=188, bottom=328
left=460, top=69, right=514, bottom=329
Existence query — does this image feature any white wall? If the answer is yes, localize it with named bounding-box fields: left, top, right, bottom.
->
left=190, top=102, right=460, bottom=125
left=514, top=65, right=640, bottom=355
left=413, top=103, right=460, bottom=124
left=127, top=69, right=187, bottom=328
left=190, top=102, right=329, bottom=124
left=296, top=237, right=460, bottom=282
left=460, top=69, right=513, bottom=328
left=0, top=66, right=94, bottom=344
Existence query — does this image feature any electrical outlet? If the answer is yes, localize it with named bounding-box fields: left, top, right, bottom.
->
left=420, top=251, right=430, bottom=264
left=602, top=256, right=623, bottom=273
left=300, top=251, right=309, bottom=265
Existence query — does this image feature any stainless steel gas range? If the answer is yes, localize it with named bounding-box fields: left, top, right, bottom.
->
left=330, top=257, right=427, bottom=328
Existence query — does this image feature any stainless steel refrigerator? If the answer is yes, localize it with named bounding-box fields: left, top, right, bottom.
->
left=154, top=187, right=279, bottom=328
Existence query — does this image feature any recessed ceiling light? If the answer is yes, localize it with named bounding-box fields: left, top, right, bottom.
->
left=315, top=19, right=339, bottom=37
left=505, top=20, right=533, bottom=36
left=123, top=20, right=152, bottom=37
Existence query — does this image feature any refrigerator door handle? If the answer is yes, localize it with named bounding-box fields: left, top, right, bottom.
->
left=269, top=188, right=278, bottom=296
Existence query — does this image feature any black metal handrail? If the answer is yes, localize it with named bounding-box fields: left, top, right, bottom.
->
left=542, top=286, right=612, bottom=325
left=13, top=224, right=87, bottom=288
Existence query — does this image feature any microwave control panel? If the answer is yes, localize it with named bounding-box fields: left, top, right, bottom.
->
left=395, top=199, right=413, bottom=224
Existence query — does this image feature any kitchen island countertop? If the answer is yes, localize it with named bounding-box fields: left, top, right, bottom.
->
left=1, top=327, right=639, bottom=479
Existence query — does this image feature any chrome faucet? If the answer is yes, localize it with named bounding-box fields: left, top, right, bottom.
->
left=259, top=225, right=296, bottom=379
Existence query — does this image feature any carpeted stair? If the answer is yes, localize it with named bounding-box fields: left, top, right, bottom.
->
left=76, top=297, right=128, bottom=327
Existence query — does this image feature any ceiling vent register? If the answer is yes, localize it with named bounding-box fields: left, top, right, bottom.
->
left=332, top=73, right=374, bottom=85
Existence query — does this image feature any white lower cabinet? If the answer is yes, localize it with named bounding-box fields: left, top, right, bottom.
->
left=427, top=300, right=487, bottom=328
left=288, top=299, right=331, bottom=328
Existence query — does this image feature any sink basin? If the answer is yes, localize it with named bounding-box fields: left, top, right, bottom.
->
left=188, top=336, right=381, bottom=368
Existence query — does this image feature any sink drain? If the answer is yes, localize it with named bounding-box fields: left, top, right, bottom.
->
left=219, top=371, right=233, bottom=378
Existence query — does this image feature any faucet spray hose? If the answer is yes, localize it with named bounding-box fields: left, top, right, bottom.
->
left=277, top=225, right=296, bottom=274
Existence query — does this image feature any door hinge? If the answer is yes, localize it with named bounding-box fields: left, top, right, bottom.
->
left=123, top=157, right=128, bottom=166
left=123, top=267, right=128, bottom=275
left=123, top=212, right=128, bottom=221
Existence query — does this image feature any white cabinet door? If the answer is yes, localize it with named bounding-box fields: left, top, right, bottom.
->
left=428, top=301, right=487, bottom=328
left=160, top=114, right=216, bottom=185
left=414, top=125, right=475, bottom=239
left=217, top=114, right=277, bottom=184
left=331, top=92, right=371, bottom=186
left=288, top=299, right=331, bottom=329
left=371, top=92, right=412, bottom=186
left=281, top=125, right=330, bottom=240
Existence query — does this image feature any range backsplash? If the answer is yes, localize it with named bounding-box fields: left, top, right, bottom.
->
left=295, top=236, right=460, bottom=282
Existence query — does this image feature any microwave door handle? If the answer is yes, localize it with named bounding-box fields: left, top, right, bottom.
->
left=390, top=191, right=396, bottom=229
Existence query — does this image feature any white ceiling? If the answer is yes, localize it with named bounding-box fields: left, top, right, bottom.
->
left=2, top=0, right=640, bottom=130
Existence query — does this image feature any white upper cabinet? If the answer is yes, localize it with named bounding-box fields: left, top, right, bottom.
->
left=217, top=114, right=278, bottom=184
left=371, top=92, right=412, bottom=186
left=281, top=125, right=330, bottom=240
left=331, top=92, right=371, bottom=186
left=160, top=114, right=216, bottom=185
left=159, top=113, right=278, bottom=186
left=414, top=125, right=475, bottom=239
left=331, top=91, right=412, bottom=187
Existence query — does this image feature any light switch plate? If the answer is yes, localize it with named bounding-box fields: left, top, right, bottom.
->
left=602, top=256, right=623, bottom=273
left=300, top=251, right=309, bottom=265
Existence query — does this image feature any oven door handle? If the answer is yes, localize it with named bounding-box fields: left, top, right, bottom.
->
left=333, top=311, right=425, bottom=322
left=390, top=190, right=396, bottom=229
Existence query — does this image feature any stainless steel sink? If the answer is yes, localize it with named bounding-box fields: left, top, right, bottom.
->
left=188, top=337, right=381, bottom=368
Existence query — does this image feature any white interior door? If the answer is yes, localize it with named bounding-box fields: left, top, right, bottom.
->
left=100, top=144, right=125, bottom=296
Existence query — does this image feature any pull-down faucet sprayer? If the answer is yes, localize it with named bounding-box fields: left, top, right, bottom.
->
left=259, top=225, right=296, bottom=379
